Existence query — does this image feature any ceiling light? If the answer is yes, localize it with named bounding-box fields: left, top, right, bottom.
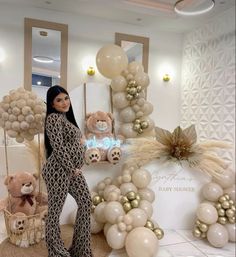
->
left=33, top=56, right=54, bottom=63
left=174, top=0, right=215, bottom=16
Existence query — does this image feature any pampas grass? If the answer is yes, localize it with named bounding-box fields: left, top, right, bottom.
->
left=124, top=125, right=232, bottom=179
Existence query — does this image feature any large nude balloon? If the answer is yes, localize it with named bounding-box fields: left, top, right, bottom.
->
left=138, top=188, right=155, bottom=203
left=120, top=107, right=136, bottom=123
left=91, top=213, right=104, bottom=234
left=134, top=72, right=150, bottom=88
left=196, top=203, right=218, bottom=225
left=104, top=201, right=125, bottom=224
left=113, top=92, right=130, bottom=109
left=202, top=182, right=223, bottom=202
left=96, top=44, right=128, bottom=79
left=128, top=61, right=144, bottom=75
left=129, top=208, right=148, bottom=228
left=111, top=75, right=127, bottom=92
left=132, top=168, right=151, bottom=189
left=125, top=227, right=159, bottom=257
left=120, top=182, right=138, bottom=195
left=106, top=224, right=127, bottom=249
left=207, top=223, right=229, bottom=247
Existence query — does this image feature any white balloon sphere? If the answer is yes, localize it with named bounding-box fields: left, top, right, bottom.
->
left=225, top=223, right=236, bottom=242
left=132, top=169, right=151, bottom=189
left=111, top=75, right=127, bottom=92
left=104, top=222, right=112, bottom=237
left=134, top=72, right=150, bottom=88
left=96, top=44, right=128, bottom=79
left=103, top=185, right=120, bottom=201
left=119, top=123, right=137, bottom=138
left=139, top=200, right=153, bottom=218
left=120, top=182, right=138, bottom=195
left=120, top=107, right=136, bottom=123
left=113, top=92, right=130, bottom=109
left=207, top=223, right=229, bottom=247
left=94, top=201, right=107, bottom=223
left=106, top=224, right=127, bottom=249
left=224, top=184, right=236, bottom=201
left=125, top=227, right=159, bottom=257
left=202, top=182, right=224, bottom=202
left=91, top=213, right=104, bottom=234
left=129, top=208, right=148, bottom=228
left=213, top=170, right=235, bottom=189
left=104, top=201, right=125, bottom=224
left=142, top=102, right=153, bottom=116
left=196, top=203, right=218, bottom=225
left=128, top=61, right=144, bottom=75
left=138, top=188, right=155, bottom=203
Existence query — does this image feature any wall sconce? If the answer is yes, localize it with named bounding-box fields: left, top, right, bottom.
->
left=87, top=66, right=95, bottom=76
left=0, top=48, right=6, bottom=63
left=163, top=73, right=170, bottom=82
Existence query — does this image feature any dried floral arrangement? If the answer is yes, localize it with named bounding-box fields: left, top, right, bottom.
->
left=125, top=125, right=231, bottom=179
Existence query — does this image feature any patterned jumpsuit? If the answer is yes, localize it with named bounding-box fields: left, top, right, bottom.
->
left=42, top=113, right=93, bottom=257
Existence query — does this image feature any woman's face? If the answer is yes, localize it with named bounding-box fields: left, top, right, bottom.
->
left=52, top=93, right=70, bottom=113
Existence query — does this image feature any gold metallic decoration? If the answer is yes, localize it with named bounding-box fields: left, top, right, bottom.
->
left=221, top=200, right=230, bottom=209
left=140, top=121, right=149, bottom=129
left=226, top=209, right=235, bottom=218
left=228, top=217, right=235, bottom=224
left=193, top=227, right=201, bottom=238
left=199, top=223, right=208, bottom=233
left=91, top=205, right=96, bottom=212
left=126, top=94, right=133, bottom=101
left=163, top=73, right=170, bottom=82
left=126, top=191, right=136, bottom=200
left=218, top=208, right=225, bottom=217
left=120, top=196, right=129, bottom=204
left=92, top=195, right=102, bottom=205
left=131, top=199, right=139, bottom=208
left=87, top=66, right=95, bottom=76
left=218, top=217, right=227, bottom=225
left=145, top=220, right=154, bottom=230
left=153, top=228, right=164, bottom=240
left=123, top=202, right=132, bottom=212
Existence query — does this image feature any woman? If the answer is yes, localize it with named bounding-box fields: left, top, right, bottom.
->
left=42, top=85, right=92, bottom=257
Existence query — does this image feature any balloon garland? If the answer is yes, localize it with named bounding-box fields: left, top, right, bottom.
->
left=193, top=170, right=235, bottom=247
left=0, top=87, right=46, bottom=143
left=70, top=164, right=163, bottom=257
left=95, top=44, right=155, bottom=138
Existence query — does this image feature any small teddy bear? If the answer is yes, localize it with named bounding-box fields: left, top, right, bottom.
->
left=9, top=212, right=30, bottom=248
left=0, top=172, right=47, bottom=216
left=84, top=111, right=122, bottom=164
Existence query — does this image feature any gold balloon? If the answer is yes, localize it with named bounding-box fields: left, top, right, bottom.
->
left=219, top=196, right=226, bottom=203
left=222, top=200, right=230, bottom=209
left=126, top=94, right=133, bottom=101
left=131, top=199, right=139, bottom=208
left=138, top=128, right=143, bottom=134
left=215, top=203, right=222, bottom=210
left=200, top=232, right=206, bottom=238
left=136, top=85, right=142, bottom=93
left=136, top=194, right=141, bottom=201
left=91, top=205, right=96, bottom=212
left=229, top=200, right=235, bottom=206
left=129, top=87, right=137, bottom=95
left=93, top=195, right=102, bottom=205
left=133, top=123, right=141, bottom=131
left=134, top=93, right=139, bottom=98
left=195, top=220, right=201, bottom=226
left=193, top=228, right=201, bottom=238
left=218, top=217, right=227, bottom=225
left=231, top=205, right=236, bottom=211
left=140, top=121, right=148, bottom=129
left=199, top=223, right=208, bottom=233
left=126, top=87, right=131, bottom=93
left=123, top=202, right=132, bottom=212
left=134, top=119, right=141, bottom=124
left=128, top=80, right=137, bottom=87
left=126, top=191, right=136, bottom=200
left=145, top=220, right=154, bottom=230
left=228, top=216, right=235, bottom=223
left=120, top=196, right=129, bottom=204
left=226, top=209, right=235, bottom=218
left=224, top=194, right=230, bottom=200
left=153, top=228, right=164, bottom=240
left=218, top=208, right=225, bottom=217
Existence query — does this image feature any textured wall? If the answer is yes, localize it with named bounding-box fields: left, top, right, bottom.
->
left=181, top=8, right=235, bottom=169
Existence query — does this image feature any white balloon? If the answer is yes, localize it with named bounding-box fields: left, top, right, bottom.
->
left=132, top=169, right=151, bottom=189
left=202, top=182, right=224, bottom=202
left=91, top=213, right=104, bottom=234
left=129, top=208, right=148, bottom=228
left=134, top=72, right=150, bottom=88
left=106, top=224, right=127, bottom=249
left=94, top=201, right=107, bottom=223
left=104, top=222, right=112, bottom=237
left=139, top=200, right=153, bottom=218
left=120, top=107, right=136, bottom=123
left=225, top=223, right=236, bottom=242
left=224, top=184, right=235, bottom=201
left=111, top=75, right=127, bottom=92
left=113, top=92, right=130, bottom=109
left=120, top=182, right=138, bottom=195
left=138, top=188, right=155, bottom=203
left=213, top=170, right=235, bottom=189
left=196, top=203, right=218, bottom=225
left=142, top=102, right=153, bottom=116
left=128, top=61, right=144, bottom=75
left=104, top=201, right=125, bottom=224
left=125, top=227, right=158, bottom=257
left=207, top=223, right=229, bottom=247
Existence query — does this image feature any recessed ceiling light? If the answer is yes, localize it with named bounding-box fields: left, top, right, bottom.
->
left=174, top=0, right=215, bottom=16
left=136, top=18, right=142, bottom=21
left=45, top=1, right=51, bottom=4
left=33, top=56, right=54, bottom=63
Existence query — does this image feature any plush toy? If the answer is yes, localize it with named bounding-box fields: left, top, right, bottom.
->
left=9, top=212, right=30, bottom=248
left=0, top=172, right=47, bottom=216
left=85, top=111, right=122, bottom=164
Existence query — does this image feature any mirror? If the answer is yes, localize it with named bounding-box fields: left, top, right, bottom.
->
left=115, top=32, right=149, bottom=72
left=24, top=18, right=68, bottom=98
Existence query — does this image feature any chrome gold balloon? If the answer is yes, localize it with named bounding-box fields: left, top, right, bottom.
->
left=226, top=209, right=235, bottom=218
left=153, top=228, right=164, bottom=240
left=120, top=196, right=129, bottom=204
left=126, top=191, right=136, bottom=200
left=123, top=202, right=132, bottom=212
left=218, top=217, right=227, bottom=225
left=140, top=121, right=148, bottom=129
left=131, top=199, right=139, bottom=208
left=218, top=208, right=225, bottom=217
left=199, top=223, right=208, bottom=233
left=193, top=228, right=201, bottom=238
left=145, top=220, right=154, bottom=230
left=92, top=195, right=102, bottom=205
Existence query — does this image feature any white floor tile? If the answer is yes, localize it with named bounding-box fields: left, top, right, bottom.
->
left=176, top=229, right=199, bottom=242
left=159, top=230, right=187, bottom=246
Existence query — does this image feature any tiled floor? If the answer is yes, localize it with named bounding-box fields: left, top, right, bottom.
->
left=0, top=213, right=235, bottom=257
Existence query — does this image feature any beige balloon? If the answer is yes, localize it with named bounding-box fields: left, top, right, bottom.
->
left=119, top=123, right=137, bottom=138
left=91, top=213, right=104, bottom=234
left=120, top=182, right=138, bottom=195
left=106, top=224, right=127, bottom=249
left=134, top=72, right=150, bottom=88
left=139, top=200, right=153, bottom=218
left=224, top=184, right=235, bottom=202
left=103, top=185, right=120, bottom=201
left=113, top=92, right=130, bottom=109
left=96, top=44, right=128, bottom=79
left=225, top=223, right=236, bottom=242
left=207, top=223, right=229, bottom=247
left=120, top=107, right=136, bottom=123
left=129, top=208, right=148, bottom=228
left=125, top=227, right=159, bottom=257
left=196, top=203, right=218, bottom=225
left=202, top=182, right=224, bottom=202
left=104, top=201, right=125, bottom=224
left=142, top=102, right=154, bottom=116
left=213, top=170, right=235, bottom=189
left=138, top=188, right=155, bottom=203
left=94, top=201, right=107, bottom=223
left=103, top=222, right=112, bottom=237
left=128, top=61, right=144, bottom=75
left=111, top=75, right=127, bottom=92
left=132, top=169, right=151, bottom=189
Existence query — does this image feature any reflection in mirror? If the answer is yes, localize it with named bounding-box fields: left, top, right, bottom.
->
left=115, top=32, right=149, bottom=72
left=24, top=18, right=68, bottom=101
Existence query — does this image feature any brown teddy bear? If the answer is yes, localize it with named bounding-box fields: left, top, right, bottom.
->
left=0, top=172, right=47, bottom=216
left=85, top=111, right=122, bottom=164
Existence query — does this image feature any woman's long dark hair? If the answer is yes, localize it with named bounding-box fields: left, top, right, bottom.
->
left=44, top=85, right=78, bottom=158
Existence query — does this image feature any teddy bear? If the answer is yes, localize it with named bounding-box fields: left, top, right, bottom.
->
left=0, top=172, right=47, bottom=216
left=84, top=111, right=122, bottom=164
left=8, top=212, right=30, bottom=248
